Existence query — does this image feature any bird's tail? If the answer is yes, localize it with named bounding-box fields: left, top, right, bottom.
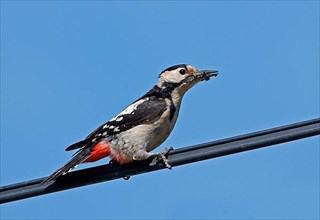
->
left=41, top=150, right=90, bottom=184
left=42, top=142, right=111, bottom=184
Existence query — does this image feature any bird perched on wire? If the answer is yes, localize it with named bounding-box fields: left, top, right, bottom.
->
left=43, top=64, right=218, bottom=183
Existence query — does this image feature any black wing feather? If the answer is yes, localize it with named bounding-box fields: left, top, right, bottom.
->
left=88, top=96, right=166, bottom=137
left=65, top=94, right=167, bottom=151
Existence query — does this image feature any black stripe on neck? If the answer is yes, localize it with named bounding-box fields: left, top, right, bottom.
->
left=162, top=82, right=181, bottom=95
left=142, top=82, right=181, bottom=99
left=161, top=82, right=179, bottom=122
left=141, top=83, right=180, bottom=122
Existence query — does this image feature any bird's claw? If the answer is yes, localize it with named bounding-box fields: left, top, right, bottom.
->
left=156, top=147, right=173, bottom=169
left=163, top=147, right=174, bottom=155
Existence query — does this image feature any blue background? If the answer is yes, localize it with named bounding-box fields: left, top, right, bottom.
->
left=1, top=1, right=319, bottom=219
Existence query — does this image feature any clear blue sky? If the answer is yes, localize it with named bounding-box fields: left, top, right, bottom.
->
left=1, top=1, right=319, bottom=219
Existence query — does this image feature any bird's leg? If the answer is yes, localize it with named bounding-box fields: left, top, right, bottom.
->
left=133, top=147, right=173, bottom=169
left=150, top=147, right=173, bottom=169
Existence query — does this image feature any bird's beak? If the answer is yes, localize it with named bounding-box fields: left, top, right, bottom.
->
left=195, top=70, right=219, bottom=81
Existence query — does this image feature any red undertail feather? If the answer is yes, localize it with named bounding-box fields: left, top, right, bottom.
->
left=84, top=142, right=111, bottom=162
left=112, top=153, right=132, bottom=164
left=42, top=141, right=111, bottom=184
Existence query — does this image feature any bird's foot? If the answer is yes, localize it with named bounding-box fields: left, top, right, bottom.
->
left=154, top=147, right=173, bottom=169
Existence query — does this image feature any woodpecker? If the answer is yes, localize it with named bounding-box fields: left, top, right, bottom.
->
left=43, top=64, right=218, bottom=183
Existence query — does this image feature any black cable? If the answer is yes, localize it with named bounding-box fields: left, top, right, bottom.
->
left=1, top=118, right=319, bottom=204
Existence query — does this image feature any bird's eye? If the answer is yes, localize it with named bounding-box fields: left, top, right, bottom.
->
left=179, top=69, right=186, bottom=75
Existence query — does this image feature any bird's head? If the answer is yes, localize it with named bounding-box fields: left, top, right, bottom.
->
left=157, top=64, right=218, bottom=95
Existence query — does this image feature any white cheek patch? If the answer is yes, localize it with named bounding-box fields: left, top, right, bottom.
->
left=162, top=70, right=186, bottom=83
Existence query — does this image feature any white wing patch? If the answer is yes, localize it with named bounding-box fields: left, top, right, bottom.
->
left=99, top=98, right=149, bottom=134
left=86, top=95, right=167, bottom=140
left=116, top=117, right=123, bottom=122
left=110, top=98, right=147, bottom=122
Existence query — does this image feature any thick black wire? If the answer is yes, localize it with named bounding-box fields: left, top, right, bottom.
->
left=1, top=118, right=319, bottom=204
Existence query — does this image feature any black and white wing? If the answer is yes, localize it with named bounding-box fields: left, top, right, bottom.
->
left=65, top=95, right=167, bottom=151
